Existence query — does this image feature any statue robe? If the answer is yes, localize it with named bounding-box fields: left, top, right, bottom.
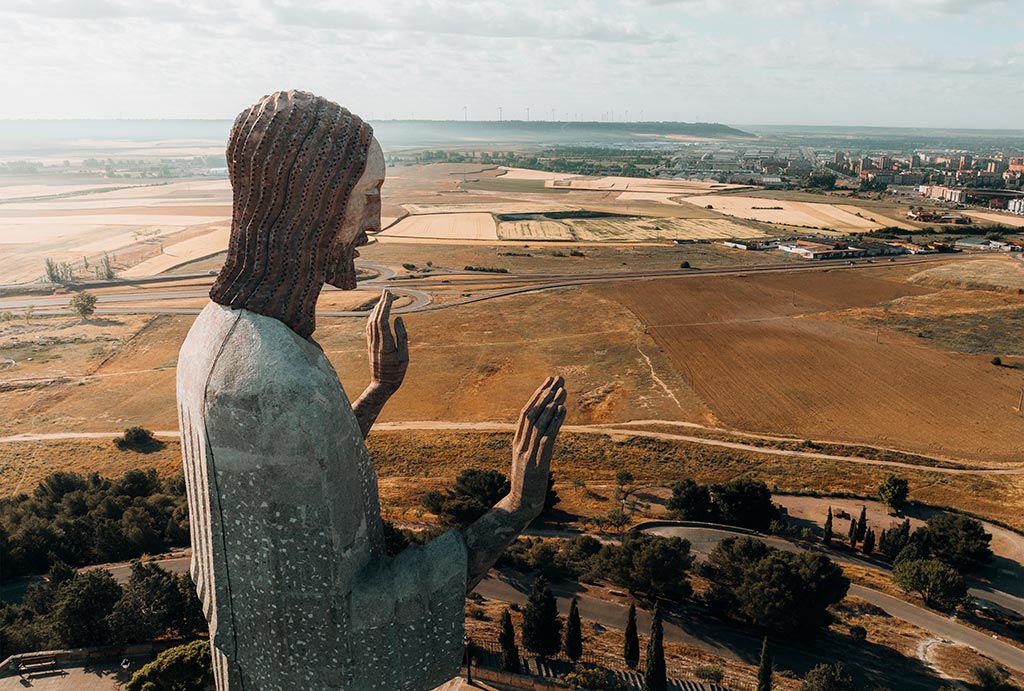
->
left=177, top=302, right=467, bottom=691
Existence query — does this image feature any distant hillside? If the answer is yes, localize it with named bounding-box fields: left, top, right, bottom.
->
left=0, top=119, right=750, bottom=155
left=371, top=120, right=751, bottom=147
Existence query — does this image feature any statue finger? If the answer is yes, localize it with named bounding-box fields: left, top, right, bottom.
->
left=393, top=317, right=409, bottom=359
left=516, top=377, right=553, bottom=443
left=538, top=405, right=566, bottom=459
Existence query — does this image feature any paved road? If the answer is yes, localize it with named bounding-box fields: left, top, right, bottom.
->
left=643, top=524, right=1024, bottom=672
left=0, top=252, right=977, bottom=319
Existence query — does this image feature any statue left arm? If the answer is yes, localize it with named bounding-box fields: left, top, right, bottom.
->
left=352, top=290, right=408, bottom=437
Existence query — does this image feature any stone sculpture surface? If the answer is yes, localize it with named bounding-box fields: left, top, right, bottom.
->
left=176, top=90, right=566, bottom=691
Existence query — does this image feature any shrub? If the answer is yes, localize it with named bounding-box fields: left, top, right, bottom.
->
left=694, top=665, right=724, bottom=682
left=800, top=662, right=854, bottom=691
left=991, top=356, right=1003, bottom=366
left=114, top=426, right=159, bottom=451
left=124, top=639, right=213, bottom=691
left=848, top=624, right=867, bottom=643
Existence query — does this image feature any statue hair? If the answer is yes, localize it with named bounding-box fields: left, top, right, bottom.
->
left=210, top=90, right=373, bottom=338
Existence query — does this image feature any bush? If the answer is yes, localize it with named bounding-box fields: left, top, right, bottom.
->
left=848, top=624, right=867, bottom=643
left=992, top=356, right=1003, bottom=367
left=800, top=662, right=854, bottom=691
left=114, top=426, right=160, bottom=451
left=402, top=263, right=417, bottom=270
left=693, top=665, right=724, bottom=682
left=124, top=639, right=213, bottom=691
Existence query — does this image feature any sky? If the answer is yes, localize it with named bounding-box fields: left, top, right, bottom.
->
left=1, top=0, right=1022, bottom=128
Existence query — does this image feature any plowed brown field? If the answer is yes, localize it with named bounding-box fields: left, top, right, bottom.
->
left=605, top=270, right=1024, bottom=465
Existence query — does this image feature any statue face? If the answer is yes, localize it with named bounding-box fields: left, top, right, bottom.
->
left=326, top=138, right=385, bottom=290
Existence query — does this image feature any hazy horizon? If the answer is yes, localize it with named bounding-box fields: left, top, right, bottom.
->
left=1, top=0, right=1022, bottom=129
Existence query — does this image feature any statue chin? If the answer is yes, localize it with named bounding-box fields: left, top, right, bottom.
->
left=326, top=259, right=358, bottom=290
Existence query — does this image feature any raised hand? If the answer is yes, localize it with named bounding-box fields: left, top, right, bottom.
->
left=461, top=376, right=567, bottom=590
left=366, top=289, right=408, bottom=393
left=352, top=290, right=408, bottom=437
left=509, top=376, right=567, bottom=517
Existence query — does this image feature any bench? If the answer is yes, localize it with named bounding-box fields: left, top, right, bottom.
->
left=17, top=654, right=58, bottom=675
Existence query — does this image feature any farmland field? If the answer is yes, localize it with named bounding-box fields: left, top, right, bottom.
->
left=496, top=214, right=763, bottom=242
left=0, top=178, right=230, bottom=283
left=681, top=194, right=911, bottom=232
left=604, top=269, right=1024, bottom=465
left=378, top=212, right=498, bottom=240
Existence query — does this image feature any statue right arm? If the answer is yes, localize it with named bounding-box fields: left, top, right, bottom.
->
left=460, top=376, right=566, bottom=591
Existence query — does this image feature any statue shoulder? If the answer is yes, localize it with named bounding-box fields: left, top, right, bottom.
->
left=211, top=308, right=336, bottom=400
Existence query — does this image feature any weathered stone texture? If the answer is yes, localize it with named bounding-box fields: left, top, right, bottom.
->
left=178, top=303, right=466, bottom=690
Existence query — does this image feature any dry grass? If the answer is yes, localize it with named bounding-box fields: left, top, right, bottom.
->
left=909, top=258, right=1024, bottom=293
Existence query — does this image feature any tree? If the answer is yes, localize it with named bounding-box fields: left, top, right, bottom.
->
left=124, top=639, right=213, bottom=691
left=862, top=528, right=876, bottom=555
left=643, top=605, right=666, bottom=691
left=543, top=472, right=560, bottom=515
left=878, top=519, right=911, bottom=559
left=800, top=662, right=855, bottom=691
left=666, top=479, right=713, bottom=521
left=51, top=569, right=123, bottom=647
left=878, top=475, right=909, bottom=511
left=564, top=598, right=582, bottom=661
left=926, top=513, right=992, bottom=571
left=757, top=637, right=773, bottom=691
left=847, top=519, right=857, bottom=549
left=69, top=291, right=97, bottom=319
left=823, top=507, right=833, bottom=547
left=711, top=478, right=776, bottom=531
left=855, top=506, right=867, bottom=543
left=701, top=538, right=848, bottom=637
left=893, top=559, right=968, bottom=610
left=623, top=603, right=639, bottom=669
left=972, top=663, right=1023, bottom=691
left=521, top=576, right=561, bottom=659
left=498, top=608, right=520, bottom=673
left=615, top=469, right=634, bottom=489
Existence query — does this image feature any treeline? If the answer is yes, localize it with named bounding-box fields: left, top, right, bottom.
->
left=499, top=532, right=848, bottom=639
left=0, top=561, right=204, bottom=655
left=665, top=477, right=777, bottom=532
left=0, top=469, right=190, bottom=582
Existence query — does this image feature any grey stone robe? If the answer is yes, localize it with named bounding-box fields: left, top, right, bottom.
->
left=177, top=302, right=467, bottom=691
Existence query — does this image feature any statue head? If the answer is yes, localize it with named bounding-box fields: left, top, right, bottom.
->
left=210, top=90, right=385, bottom=338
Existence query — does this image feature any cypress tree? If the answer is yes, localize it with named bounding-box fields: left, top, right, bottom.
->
left=521, top=576, right=562, bottom=659
left=862, top=528, right=876, bottom=555
left=823, top=507, right=833, bottom=547
left=624, top=603, right=640, bottom=670
left=756, top=636, right=772, bottom=691
left=643, top=605, right=666, bottom=691
left=855, top=506, right=868, bottom=542
left=498, top=608, right=520, bottom=673
left=848, top=518, right=858, bottom=549
left=564, top=598, right=583, bottom=661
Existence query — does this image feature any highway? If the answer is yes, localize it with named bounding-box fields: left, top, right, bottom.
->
left=0, top=251, right=977, bottom=319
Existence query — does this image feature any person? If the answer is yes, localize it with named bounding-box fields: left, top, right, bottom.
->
left=177, top=90, right=566, bottom=691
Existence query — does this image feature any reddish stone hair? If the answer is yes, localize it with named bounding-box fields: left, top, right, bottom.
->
left=210, top=90, right=373, bottom=338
